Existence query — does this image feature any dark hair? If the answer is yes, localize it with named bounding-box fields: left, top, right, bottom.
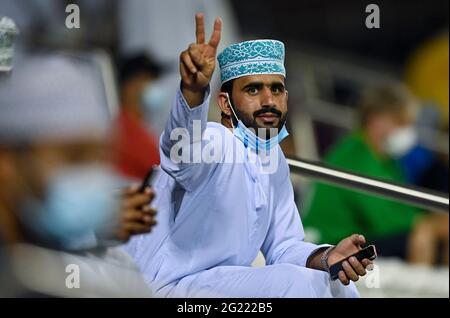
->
left=118, top=53, right=163, bottom=85
left=220, top=79, right=234, bottom=120
left=358, top=82, right=419, bottom=126
left=220, top=79, right=234, bottom=96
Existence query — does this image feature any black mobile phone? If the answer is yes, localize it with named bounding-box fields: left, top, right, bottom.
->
left=138, top=166, right=158, bottom=193
left=329, top=245, right=377, bottom=281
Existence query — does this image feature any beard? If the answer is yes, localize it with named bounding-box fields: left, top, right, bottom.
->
left=232, top=106, right=287, bottom=140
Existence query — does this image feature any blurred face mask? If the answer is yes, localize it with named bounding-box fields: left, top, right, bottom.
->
left=384, top=126, right=418, bottom=158
left=141, top=80, right=169, bottom=117
left=20, top=165, right=120, bottom=250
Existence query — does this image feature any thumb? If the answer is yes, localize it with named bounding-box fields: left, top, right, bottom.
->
left=350, top=234, right=366, bottom=247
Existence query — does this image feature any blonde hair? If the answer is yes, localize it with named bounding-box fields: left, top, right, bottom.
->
left=358, top=82, right=419, bottom=126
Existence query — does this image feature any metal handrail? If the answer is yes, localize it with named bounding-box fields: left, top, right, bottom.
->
left=287, top=156, right=449, bottom=212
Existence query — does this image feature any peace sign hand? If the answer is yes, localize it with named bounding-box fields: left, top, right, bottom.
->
left=180, top=13, right=222, bottom=106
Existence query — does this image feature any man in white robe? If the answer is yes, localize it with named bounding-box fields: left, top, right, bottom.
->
left=125, top=13, right=373, bottom=298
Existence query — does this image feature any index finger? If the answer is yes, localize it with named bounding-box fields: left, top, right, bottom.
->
left=117, top=184, right=140, bottom=197
left=195, top=13, right=205, bottom=44
left=208, top=17, right=222, bottom=49
left=123, top=193, right=153, bottom=209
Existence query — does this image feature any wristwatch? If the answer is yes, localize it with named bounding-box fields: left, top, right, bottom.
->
left=320, top=245, right=335, bottom=273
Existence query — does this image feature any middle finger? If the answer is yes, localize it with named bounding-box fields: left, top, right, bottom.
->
left=348, top=256, right=366, bottom=276
left=342, top=260, right=359, bottom=281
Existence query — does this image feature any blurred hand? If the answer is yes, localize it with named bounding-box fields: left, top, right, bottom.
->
left=116, top=185, right=157, bottom=243
left=328, top=234, right=374, bottom=285
left=180, top=13, right=222, bottom=106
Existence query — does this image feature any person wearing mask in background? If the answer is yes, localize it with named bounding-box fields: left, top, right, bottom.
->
left=0, top=54, right=156, bottom=297
left=303, top=82, right=449, bottom=265
left=112, top=54, right=164, bottom=181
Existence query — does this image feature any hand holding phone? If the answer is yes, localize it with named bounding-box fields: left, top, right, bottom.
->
left=329, top=245, right=377, bottom=280
left=138, top=165, right=159, bottom=193
left=115, top=167, right=159, bottom=242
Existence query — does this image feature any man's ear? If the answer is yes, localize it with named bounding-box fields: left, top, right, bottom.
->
left=217, top=92, right=232, bottom=116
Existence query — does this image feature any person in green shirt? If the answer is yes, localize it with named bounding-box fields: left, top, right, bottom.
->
left=303, top=82, right=448, bottom=264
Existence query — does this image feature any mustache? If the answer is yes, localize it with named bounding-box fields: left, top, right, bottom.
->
left=253, top=107, right=282, bottom=118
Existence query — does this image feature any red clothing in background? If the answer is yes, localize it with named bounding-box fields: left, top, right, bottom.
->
left=112, top=109, right=160, bottom=180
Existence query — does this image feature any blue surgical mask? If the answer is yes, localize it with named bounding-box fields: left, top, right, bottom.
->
left=141, top=81, right=169, bottom=115
left=226, top=93, right=289, bottom=153
left=20, top=165, right=120, bottom=250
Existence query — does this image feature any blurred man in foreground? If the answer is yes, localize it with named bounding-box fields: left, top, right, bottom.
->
left=0, top=54, right=156, bottom=296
